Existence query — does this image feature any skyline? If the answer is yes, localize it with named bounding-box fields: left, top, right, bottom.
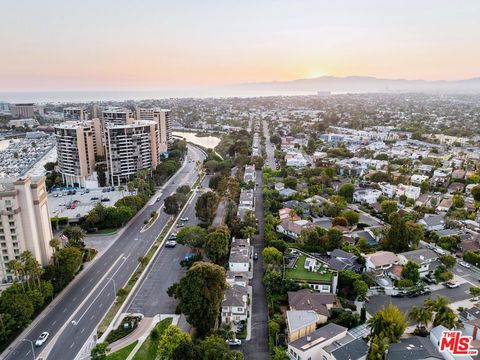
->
left=1, top=0, right=480, bottom=91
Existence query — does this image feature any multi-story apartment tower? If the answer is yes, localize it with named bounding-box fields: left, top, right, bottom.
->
left=104, top=120, right=160, bottom=185
left=54, top=119, right=103, bottom=187
left=136, top=108, right=173, bottom=152
left=0, top=177, right=53, bottom=284
left=10, top=103, right=35, bottom=118
left=102, top=107, right=135, bottom=126
left=63, top=107, right=88, bottom=121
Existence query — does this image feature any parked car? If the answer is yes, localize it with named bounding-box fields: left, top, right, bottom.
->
left=101, top=197, right=110, bottom=202
left=90, top=196, right=99, bottom=200
left=419, top=289, right=431, bottom=296
left=35, top=332, right=49, bottom=346
left=226, top=339, right=242, bottom=346
left=253, top=252, right=258, bottom=260
left=169, top=233, right=177, bottom=239
left=180, top=217, right=189, bottom=222
left=165, top=240, right=177, bottom=248
left=176, top=222, right=185, bottom=228
left=446, top=281, right=460, bottom=289
left=459, top=261, right=472, bottom=269
left=391, top=292, right=405, bottom=298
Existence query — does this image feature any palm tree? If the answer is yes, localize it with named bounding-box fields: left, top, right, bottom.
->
left=408, top=305, right=432, bottom=332
left=7, top=259, right=24, bottom=290
left=241, top=226, right=256, bottom=239
left=424, top=296, right=457, bottom=329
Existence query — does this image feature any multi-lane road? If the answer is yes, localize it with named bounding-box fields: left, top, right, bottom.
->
left=1, top=145, right=206, bottom=360
left=126, top=175, right=210, bottom=317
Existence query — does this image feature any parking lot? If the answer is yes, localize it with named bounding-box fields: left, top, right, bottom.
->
left=48, top=187, right=130, bottom=219
left=366, top=283, right=472, bottom=315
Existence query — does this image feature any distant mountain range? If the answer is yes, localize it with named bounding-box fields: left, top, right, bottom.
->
left=233, top=76, right=480, bottom=93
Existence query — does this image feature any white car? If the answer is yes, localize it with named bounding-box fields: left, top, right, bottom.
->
left=165, top=240, right=177, bottom=248
left=180, top=217, right=189, bottom=222
left=35, top=332, right=49, bottom=346
left=459, top=261, right=471, bottom=268
left=446, top=281, right=460, bottom=289
left=226, top=339, right=242, bottom=346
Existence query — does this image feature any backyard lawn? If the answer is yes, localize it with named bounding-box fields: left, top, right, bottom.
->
left=285, top=255, right=334, bottom=282
left=132, top=318, right=172, bottom=360
left=107, top=340, right=138, bottom=360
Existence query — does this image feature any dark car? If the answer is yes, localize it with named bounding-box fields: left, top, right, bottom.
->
left=407, top=292, right=420, bottom=298
left=253, top=253, right=259, bottom=260
left=419, top=289, right=431, bottom=296
left=391, top=293, right=405, bottom=298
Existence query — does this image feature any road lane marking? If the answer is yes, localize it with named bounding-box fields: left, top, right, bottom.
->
left=70, top=342, right=75, bottom=349
left=80, top=328, right=85, bottom=334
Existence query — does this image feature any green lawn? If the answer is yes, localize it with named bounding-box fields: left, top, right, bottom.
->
left=285, top=255, right=334, bottom=282
left=132, top=318, right=172, bottom=360
left=107, top=340, right=138, bottom=360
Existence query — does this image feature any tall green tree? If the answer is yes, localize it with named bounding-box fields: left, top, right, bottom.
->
left=157, top=325, right=192, bottom=360
left=195, top=191, right=220, bottom=224
left=176, top=226, right=208, bottom=251
left=338, top=183, right=355, bottom=202
left=381, top=213, right=423, bottom=252
left=204, top=227, right=230, bottom=265
left=63, top=226, right=86, bottom=249
left=199, top=335, right=230, bottom=360
left=401, top=260, right=420, bottom=284
left=168, top=262, right=227, bottom=336
left=368, top=304, right=406, bottom=342
left=262, top=247, right=283, bottom=267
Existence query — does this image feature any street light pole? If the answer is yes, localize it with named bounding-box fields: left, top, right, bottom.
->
left=22, top=339, right=35, bottom=360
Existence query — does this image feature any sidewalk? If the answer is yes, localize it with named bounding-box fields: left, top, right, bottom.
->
left=108, top=317, right=153, bottom=353
left=124, top=315, right=180, bottom=360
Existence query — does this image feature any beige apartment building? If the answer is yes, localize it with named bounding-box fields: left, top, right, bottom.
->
left=0, top=177, right=53, bottom=284
left=104, top=120, right=160, bottom=185
left=54, top=119, right=104, bottom=187
left=136, top=108, right=173, bottom=152
left=10, top=103, right=35, bottom=118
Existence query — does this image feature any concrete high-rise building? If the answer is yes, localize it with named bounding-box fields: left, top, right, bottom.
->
left=54, top=119, right=103, bottom=187
left=102, top=107, right=135, bottom=126
left=136, top=108, right=173, bottom=152
left=104, top=120, right=160, bottom=185
left=0, top=177, right=53, bottom=284
left=63, top=107, right=88, bottom=121
left=10, top=103, right=35, bottom=118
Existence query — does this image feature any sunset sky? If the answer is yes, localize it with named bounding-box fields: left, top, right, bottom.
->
left=1, top=0, right=479, bottom=91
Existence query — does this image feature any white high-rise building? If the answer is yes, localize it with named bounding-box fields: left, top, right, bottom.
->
left=102, top=107, right=135, bottom=126
left=136, top=108, right=173, bottom=152
left=63, top=107, right=88, bottom=121
left=104, top=120, right=160, bottom=185
left=0, top=177, right=53, bottom=284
